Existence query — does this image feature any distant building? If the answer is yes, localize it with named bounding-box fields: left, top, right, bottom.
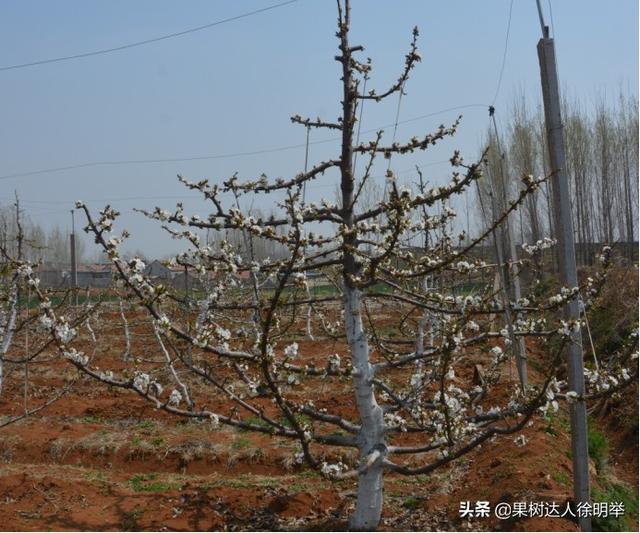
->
left=35, top=262, right=114, bottom=288
left=76, top=264, right=113, bottom=288
left=36, top=263, right=65, bottom=288
left=144, top=259, right=199, bottom=291
left=144, top=259, right=173, bottom=280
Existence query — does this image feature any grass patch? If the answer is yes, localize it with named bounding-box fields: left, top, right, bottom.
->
left=231, top=436, right=251, bottom=451
left=240, top=416, right=273, bottom=432
left=401, top=496, right=421, bottom=510
left=81, top=415, right=104, bottom=424
left=135, top=420, right=157, bottom=432
left=83, top=470, right=107, bottom=483
left=490, top=469, right=511, bottom=484
left=279, top=413, right=312, bottom=429
left=128, top=473, right=181, bottom=493
left=584, top=413, right=638, bottom=531
left=588, top=422, right=610, bottom=472
left=552, top=471, right=569, bottom=486
left=592, top=481, right=638, bottom=531
left=287, top=482, right=307, bottom=493
left=258, top=478, right=279, bottom=489
left=539, top=414, right=558, bottom=437
left=298, top=469, right=321, bottom=479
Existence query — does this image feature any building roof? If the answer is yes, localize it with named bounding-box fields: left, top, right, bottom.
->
left=78, top=263, right=113, bottom=273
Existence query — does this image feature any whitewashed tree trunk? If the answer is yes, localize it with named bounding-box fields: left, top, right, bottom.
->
left=344, top=285, right=385, bottom=531
left=0, top=278, right=18, bottom=395
left=119, top=299, right=131, bottom=361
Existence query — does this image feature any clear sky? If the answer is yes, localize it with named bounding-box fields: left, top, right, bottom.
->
left=0, top=0, right=637, bottom=259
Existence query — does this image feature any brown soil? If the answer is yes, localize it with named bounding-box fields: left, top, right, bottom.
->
left=0, top=305, right=636, bottom=531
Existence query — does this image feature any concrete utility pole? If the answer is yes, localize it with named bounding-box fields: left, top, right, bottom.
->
left=536, top=10, right=591, bottom=531
left=70, top=210, right=78, bottom=305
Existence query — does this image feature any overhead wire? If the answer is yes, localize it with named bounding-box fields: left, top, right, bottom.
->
left=491, top=0, right=515, bottom=106
left=386, top=83, right=406, bottom=173
left=302, top=126, right=311, bottom=203
left=351, top=77, right=368, bottom=173
left=0, top=103, right=488, bottom=181
left=0, top=2, right=515, bottom=223
left=0, top=0, right=299, bottom=72
left=546, top=0, right=563, bottom=96
left=0, top=159, right=452, bottom=211
left=547, top=0, right=556, bottom=37
left=382, top=80, right=406, bottom=206
left=470, top=0, right=517, bottom=239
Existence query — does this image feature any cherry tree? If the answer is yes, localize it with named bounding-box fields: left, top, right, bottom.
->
left=0, top=200, right=85, bottom=428
left=22, top=2, right=638, bottom=530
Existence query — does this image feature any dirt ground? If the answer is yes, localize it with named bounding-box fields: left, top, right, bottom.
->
left=0, top=306, right=636, bottom=532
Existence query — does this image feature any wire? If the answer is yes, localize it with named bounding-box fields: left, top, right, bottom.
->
left=382, top=80, right=406, bottom=202
left=491, top=0, right=514, bottom=106
left=387, top=104, right=487, bottom=130
left=0, top=0, right=298, bottom=72
left=0, top=104, right=487, bottom=181
left=0, top=144, right=318, bottom=180
left=352, top=77, right=368, bottom=173
left=547, top=0, right=556, bottom=37
left=0, top=159, right=451, bottom=209
left=546, top=0, right=562, bottom=95
left=386, top=82, right=406, bottom=173
left=302, top=125, right=310, bottom=203
left=9, top=194, right=202, bottom=204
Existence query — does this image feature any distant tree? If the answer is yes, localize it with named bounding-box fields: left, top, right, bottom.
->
left=508, top=94, right=543, bottom=251
left=0, top=203, right=45, bottom=262
left=0, top=201, right=78, bottom=423
left=121, top=248, right=149, bottom=263
left=493, top=90, right=639, bottom=265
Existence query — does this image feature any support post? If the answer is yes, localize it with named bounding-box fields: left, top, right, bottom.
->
left=70, top=210, right=78, bottom=305
left=490, top=111, right=528, bottom=390
left=537, top=34, right=591, bottom=531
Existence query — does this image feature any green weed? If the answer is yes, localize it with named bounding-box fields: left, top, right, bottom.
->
left=240, top=416, right=273, bottom=432
left=401, top=496, right=421, bottom=510
left=128, top=473, right=181, bottom=493
left=592, top=482, right=638, bottom=531
left=135, top=420, right=156, bottom=431
left=231, top=436, right=251, bottom=451
left=83, top=470, right=107, bottom=483
left=587, top=423, right=609, bottom=472
left=552, top=471, right=569, bottom=486
left=279, top=413, right=312, bottom=429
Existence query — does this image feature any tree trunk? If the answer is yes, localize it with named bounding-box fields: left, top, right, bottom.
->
left=0, top=277, right=18, bottom=395
left=336, top=4, right=386, bottom=527
left=344, top=286, right=385, bottom=530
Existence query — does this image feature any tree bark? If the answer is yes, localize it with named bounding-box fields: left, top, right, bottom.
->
left=345, top=286, right=385, bottom=530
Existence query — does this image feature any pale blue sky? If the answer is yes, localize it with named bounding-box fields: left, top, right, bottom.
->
left=0, top=0, right=637, bottom=258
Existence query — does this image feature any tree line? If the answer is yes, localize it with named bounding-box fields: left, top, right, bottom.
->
left=0, top=205, right=86, bottom=265
left=479, top=91, right=638, bottom=265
